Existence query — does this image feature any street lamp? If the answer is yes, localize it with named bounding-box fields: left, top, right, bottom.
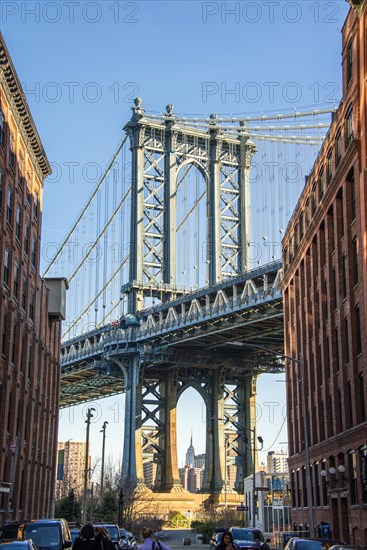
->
left=242, top=427, right=263, bottom=528
left=231, top=341, right=315, bottom=538
left=82, top=407, right=96, bottom=525
left=100, top=421, right=108, bottom=499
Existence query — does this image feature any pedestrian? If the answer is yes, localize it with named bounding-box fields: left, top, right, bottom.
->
left=216, top=532, right=239, bottom=550
left=137, top=528, right=171, bottom=550
left=91, top=527, right=117, bottom=550
left=72, top=524, right=95, bottom=550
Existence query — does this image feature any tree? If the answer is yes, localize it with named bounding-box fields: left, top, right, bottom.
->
left=165, top=511, right=188, bottom=528
left=94, top=491, right=119, bottom=522
left=55, top=496, right=82, bottom=523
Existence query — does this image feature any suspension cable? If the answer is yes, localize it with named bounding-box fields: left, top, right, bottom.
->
left=68, top=189, right=131, bottom=284
left=43, top=135, right=128, bottom=277
left=62, top=254, right=130, bottom=339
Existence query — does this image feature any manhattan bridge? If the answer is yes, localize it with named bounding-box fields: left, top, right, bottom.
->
left=44, top=98, right=331, bottom=501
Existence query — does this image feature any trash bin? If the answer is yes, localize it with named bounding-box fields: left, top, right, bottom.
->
left=196, top=535, right=204, bottom=545
left=183, top=538, right=191, bottom=546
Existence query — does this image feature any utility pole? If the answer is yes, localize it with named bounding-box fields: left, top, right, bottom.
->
left=82, top=407, right=95, bottom=524
left=100, top=421, right=108, bottom=499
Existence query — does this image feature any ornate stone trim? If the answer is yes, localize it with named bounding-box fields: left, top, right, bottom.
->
left=0, top=32, right=51, bottom=180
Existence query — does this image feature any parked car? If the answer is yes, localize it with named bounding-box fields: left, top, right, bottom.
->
left=228, top=528, right=270, bottom=550
left=94, top=524, right=121, bottom=550
left=284, top=539, right=346, bottom=550
left=0, top=519, right=72, bottom=550
left=69, top=530, right=80, bottom=544
left=119, top=530, right=136, bottom=550
left=0, top=542, right=38, bottom=550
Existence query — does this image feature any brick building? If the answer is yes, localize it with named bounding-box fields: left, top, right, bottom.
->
left=55, top=441, right=89, bottom=500
left=282, top=1, right=367, bottom=543
left=0, top=33, right=67, bottom=521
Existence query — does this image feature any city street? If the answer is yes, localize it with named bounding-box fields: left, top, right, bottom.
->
left=158, top=530, right=204, bottom=550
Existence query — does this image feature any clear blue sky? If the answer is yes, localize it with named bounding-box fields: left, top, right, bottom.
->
left=1, top=1, right=349, bottom=469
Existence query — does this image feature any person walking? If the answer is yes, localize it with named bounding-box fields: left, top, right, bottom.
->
left=216, top=532, right=239, bottom=550
left=137, top=528, right=171, bottom=550
left=72, top=524, right=95, bottom=550
left=91, top=527, right=117, bottom=550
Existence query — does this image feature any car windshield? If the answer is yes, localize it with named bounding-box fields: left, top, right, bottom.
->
left=231, top=530, right=264, bottom=542
left=104, top=527, right=119, bottom=542
left=24, top=526, right=60, bottom=548
left=296, top=543, right=323, bottom=550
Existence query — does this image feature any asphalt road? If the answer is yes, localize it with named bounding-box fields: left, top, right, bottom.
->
left=158, top=529, right=204, bottom=550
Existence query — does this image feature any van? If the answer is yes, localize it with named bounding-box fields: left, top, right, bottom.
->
left=0, top=519, right=72, bottom=550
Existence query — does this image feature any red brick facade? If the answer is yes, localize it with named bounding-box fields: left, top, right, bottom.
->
left=282, top=4, right=367, bottom=544
left=0, top=34, right=64, bottom=522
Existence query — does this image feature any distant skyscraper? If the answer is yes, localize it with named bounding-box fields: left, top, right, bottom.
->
left=194, top=453, right=205, bottom=468
left=185, top=432, right=195, bottom=466
left=55, top=441, right=89, bottom=499
left=267, top=451, right=288, bottom=473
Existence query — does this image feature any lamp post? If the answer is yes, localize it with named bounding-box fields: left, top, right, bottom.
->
left=233, top=341, right=315, bottom=537
left=100, top=421, right=108, bottom=499
left=82, top=407, right=95, bottom=525
left=242, top=426, right=263, bottom=528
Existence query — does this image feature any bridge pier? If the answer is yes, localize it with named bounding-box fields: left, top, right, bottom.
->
left=120, top=356, right=144, bottom=486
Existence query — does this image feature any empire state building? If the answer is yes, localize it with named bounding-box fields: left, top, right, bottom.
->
left=185, top=432, right=195, bottom=466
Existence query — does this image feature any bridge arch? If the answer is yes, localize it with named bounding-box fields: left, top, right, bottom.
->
left=176, top=161, right=208, bottom=288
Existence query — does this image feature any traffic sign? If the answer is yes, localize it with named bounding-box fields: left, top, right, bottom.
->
left=236, top=505, right=248, bottom=511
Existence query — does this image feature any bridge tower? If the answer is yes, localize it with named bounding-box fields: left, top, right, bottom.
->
left=116, top=99, right=260, bottom=496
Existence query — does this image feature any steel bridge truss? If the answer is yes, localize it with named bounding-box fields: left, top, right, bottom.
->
left=124, top=99, right=256, bottom=313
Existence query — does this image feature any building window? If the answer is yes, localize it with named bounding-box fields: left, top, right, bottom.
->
left=29, top=289, right=34, bottom=321
left=337, top=388, right=343, bottom=432
left=359, top=446, right=367, bottom=504
left=342, top=255, right=347, bottom=299
left=24, top=223, right=29, bottom=255
left=31, top=237, right=37, bottom=269
left=33, top=193, right=39, bottom=219
left=26, top=176, right=31, bottom=205
left=332, top=267, right=337, bottom=309
left=4, top=248, right=10, bottom=287
left=14, top=262, right=19, bottom=300
left=1, top=317, right=7, bottom=357
left=318, top=169, right=324, bottom=200
left=349, top=171, right=356, bottom=221
left=327, top=150, right=333, bottom=185
left=314, top=462, right=320, bottom=506
left=22, top=277, right=27, bottom=311
left=345, top=104, right=353, bottom=147
left=9, top=131, right=15, bottom=169
left=352, top=238, right=358, bottom=285
left=346, top=39, right=353, bottom=85
left=18, top=151, right=23, bottom=188
left=347, top=381, right=353, bottom=428
left=16, top=204, right=22, bottom=241
left=335, top=328, right=340, bottom=372
left=360, top=373, right=366, bottom=423
left=336, top=130, right=342, bottom=166
left=299, top=212, right=304, bottom=240
left=7, top=186, right=13, bottom=226
left=312, top=182, right=317, bottom=215
left=321, top=460, right=328, bottom=506
left=0, top=108, right=4, bottom=147
left=355, top=305, right=362, bottom=355
left=344, top=317, right=350, bottom=365
left=305, top=198, right=310, bottom=225
left=348, top=451, right=357, bottom=505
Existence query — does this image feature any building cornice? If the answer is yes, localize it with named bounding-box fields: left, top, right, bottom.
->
left=0, top=32, right=51, bottom=180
